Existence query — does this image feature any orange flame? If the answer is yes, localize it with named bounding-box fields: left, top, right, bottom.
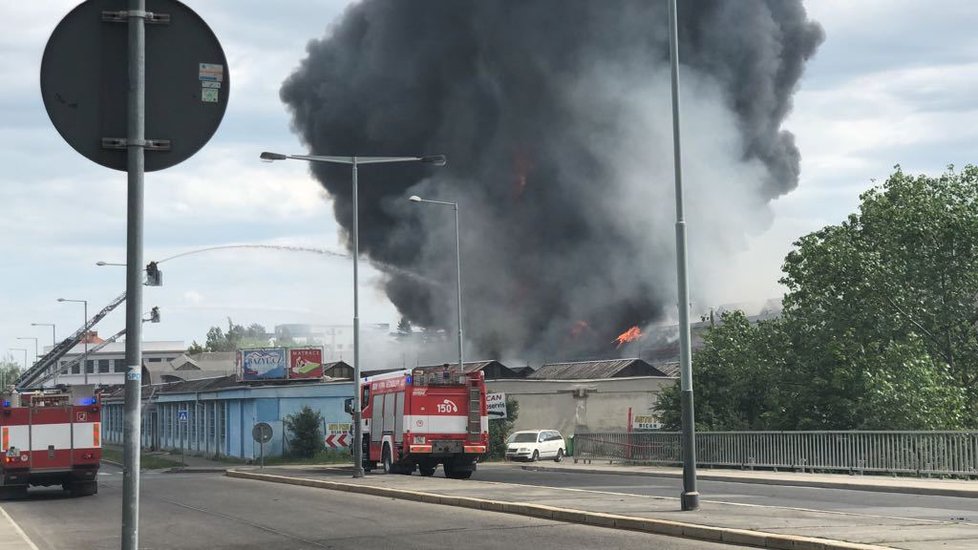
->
left=613, top=326, right=642, bottom=348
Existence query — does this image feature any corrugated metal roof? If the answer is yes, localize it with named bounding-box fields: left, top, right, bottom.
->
left=529, top=358, right=668, bottom=380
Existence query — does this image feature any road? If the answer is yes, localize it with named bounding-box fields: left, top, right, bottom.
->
left=1, top=464, right=740, bottom=550
left=475, top=463, right=978, bottom=524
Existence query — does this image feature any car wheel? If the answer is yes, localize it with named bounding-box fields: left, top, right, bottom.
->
left=382, top=444, right=393, bottom=474
left=531, top=450, right=539, bottom=462
left=554, top=448, right=564, bottom=462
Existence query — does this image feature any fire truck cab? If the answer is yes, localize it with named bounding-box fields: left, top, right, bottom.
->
left=1, top=386, right=101, bottom=498
left=360, top=365, right=487, bottom=479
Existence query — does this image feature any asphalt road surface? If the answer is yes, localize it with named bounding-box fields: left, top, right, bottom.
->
left=1, top=464, right=741, bottom=550
left=475, top=463, right=978, bottom=524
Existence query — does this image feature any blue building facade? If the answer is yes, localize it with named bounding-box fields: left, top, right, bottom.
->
left=102, top=377, right=354, bottom=460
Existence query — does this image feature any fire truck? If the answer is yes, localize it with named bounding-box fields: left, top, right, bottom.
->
left=1, top=386, right=101, bottom=498
left=358, top=365, right=487, bottom=478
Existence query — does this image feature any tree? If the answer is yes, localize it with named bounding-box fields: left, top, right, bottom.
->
left=283, top=405, right=324, bottom=458
left=656, top=312, right=785, bottom=431
left=486, top=397, right=519, bottom=460
left=779, top=165, right=977, bottom=425
left=192, top=318, right=270, bottom=352
left=396, top=316, right=413, bottom=337
left=657, top=166, right=975, bottom=430
left=0, top=355, right=22, bottom=390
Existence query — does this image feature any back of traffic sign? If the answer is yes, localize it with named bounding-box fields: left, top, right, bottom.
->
left=40, top=0, right=229, bottom=172
left=252, top=422, right=273, bottom=444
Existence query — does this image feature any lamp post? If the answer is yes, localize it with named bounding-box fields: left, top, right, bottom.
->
left=260, top=150, right=446, bottom=478
left=408, top=196, right=464, bottom=377
left=96, top=261, right=127, bottom=267
left=16, top=337, right=38, bottom=365
left=668, top=0, right=699, bottom=511
left=30, top=323, right=57, bottom=384
left=58, top=298, right=89, bottom=385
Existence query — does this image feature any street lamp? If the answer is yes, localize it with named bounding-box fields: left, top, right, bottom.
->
left=408, top=195, right=464, bottom=378
left=96, top=261, right=126, bottom=267
left=668, top=0, right=699, bottom=511
left=58, top=298, right=89, bottom=385
left=30, top=322, right=57, bottom=384
left=16, top=337, right=38, bottom=364
left=260, top=150, right=446, bottom=478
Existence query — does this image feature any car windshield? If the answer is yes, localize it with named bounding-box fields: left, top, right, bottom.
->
left=510, top=433, right=539, bottom=443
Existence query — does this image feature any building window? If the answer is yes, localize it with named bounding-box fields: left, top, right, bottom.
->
left=98, top=359, right=110, bottom=373
left=148, top=358, right=162, bottom=363
left=86, top=360, right=95, bottom=374
left=72, top=364, right=80, bottom=374
left=114, top=360, right=126, bottom=373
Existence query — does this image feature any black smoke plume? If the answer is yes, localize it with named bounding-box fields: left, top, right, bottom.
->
left=281, top=0, right=823, bottom=363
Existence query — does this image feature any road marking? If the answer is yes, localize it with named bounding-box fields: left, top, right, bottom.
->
left=0, top=505, right=40, bottom=550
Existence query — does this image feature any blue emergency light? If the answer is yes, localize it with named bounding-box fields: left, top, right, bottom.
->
left=79, top=397, right=97, bottom=406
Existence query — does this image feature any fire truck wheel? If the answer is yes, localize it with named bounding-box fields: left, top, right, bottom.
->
left=382, top=444, right=393, bottom=474
left=419, top=463, right=436, bottom=476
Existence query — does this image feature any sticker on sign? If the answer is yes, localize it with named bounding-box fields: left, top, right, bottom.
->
left=487, top=392, right=506, bottom=419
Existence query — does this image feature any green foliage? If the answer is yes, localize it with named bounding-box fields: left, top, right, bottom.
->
left=0, top=355, right=22, bottom=389
left=283, top=405, right=324, bottom=459
left=486, top=397, right=519, bottom=460
left=193, top=318, right=269, bottom=352
left=659, top=166, right=978, bottom=431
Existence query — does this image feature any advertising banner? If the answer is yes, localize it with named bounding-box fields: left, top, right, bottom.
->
left=288, top=347, right=324, bottom=379
left=240, top=347, right=287, bottom=380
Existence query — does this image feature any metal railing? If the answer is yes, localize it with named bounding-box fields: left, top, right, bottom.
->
left=573, top=431, right=978, bottom=477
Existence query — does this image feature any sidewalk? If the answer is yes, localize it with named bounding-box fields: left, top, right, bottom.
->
left=226, top=464, right=978, bottom=550
left=523, top=460, right=978, bottom=498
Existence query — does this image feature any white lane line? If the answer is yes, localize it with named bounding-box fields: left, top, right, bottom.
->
left=0, top=505, right=40, bottom=550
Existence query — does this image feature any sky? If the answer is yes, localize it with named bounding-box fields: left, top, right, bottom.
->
left=2, top=0, right=977, bottom=368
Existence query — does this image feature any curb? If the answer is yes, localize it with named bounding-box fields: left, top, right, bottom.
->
left=164, top=467, right=228, bottom=474
left=226, top=469, right=890, bottom=550
left=522, top=465, right=978, bottom=499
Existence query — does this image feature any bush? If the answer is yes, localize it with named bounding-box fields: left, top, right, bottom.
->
left=486, top=397, right=519, bottom=460
left=283, top=405, right=324, bottom=459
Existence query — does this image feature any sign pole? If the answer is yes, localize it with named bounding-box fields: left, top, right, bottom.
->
left=122, top=0, right=146, bottom=548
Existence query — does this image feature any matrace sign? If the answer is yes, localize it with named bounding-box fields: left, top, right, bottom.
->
left=288, top=347, right=324, bottom=379
left=487, top=392, right=506, bottom=419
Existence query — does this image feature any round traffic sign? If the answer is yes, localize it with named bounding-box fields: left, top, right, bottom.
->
left=40, top=0, right=229, bottom=172
left=252, top=422, right=273, bottom=444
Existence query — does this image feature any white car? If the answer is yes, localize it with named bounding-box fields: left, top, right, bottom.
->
left=505, top=429, right=565, bottom=462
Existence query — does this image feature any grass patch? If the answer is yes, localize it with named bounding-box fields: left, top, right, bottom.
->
left=102, top=447, right=185, bottom=470
left=260, top=450, right=352, bottom=466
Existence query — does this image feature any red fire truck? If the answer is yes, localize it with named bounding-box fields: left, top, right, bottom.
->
left=359, top=365, right=487, bottom=478
left=1, top=387, right=101, bottom=498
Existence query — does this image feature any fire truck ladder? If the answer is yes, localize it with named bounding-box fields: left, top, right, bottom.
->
left=15, top=291, right=127, bottom=390
left=467, top=381, right=481, bottom=437
left=30, top=327, right=128, bottom=388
